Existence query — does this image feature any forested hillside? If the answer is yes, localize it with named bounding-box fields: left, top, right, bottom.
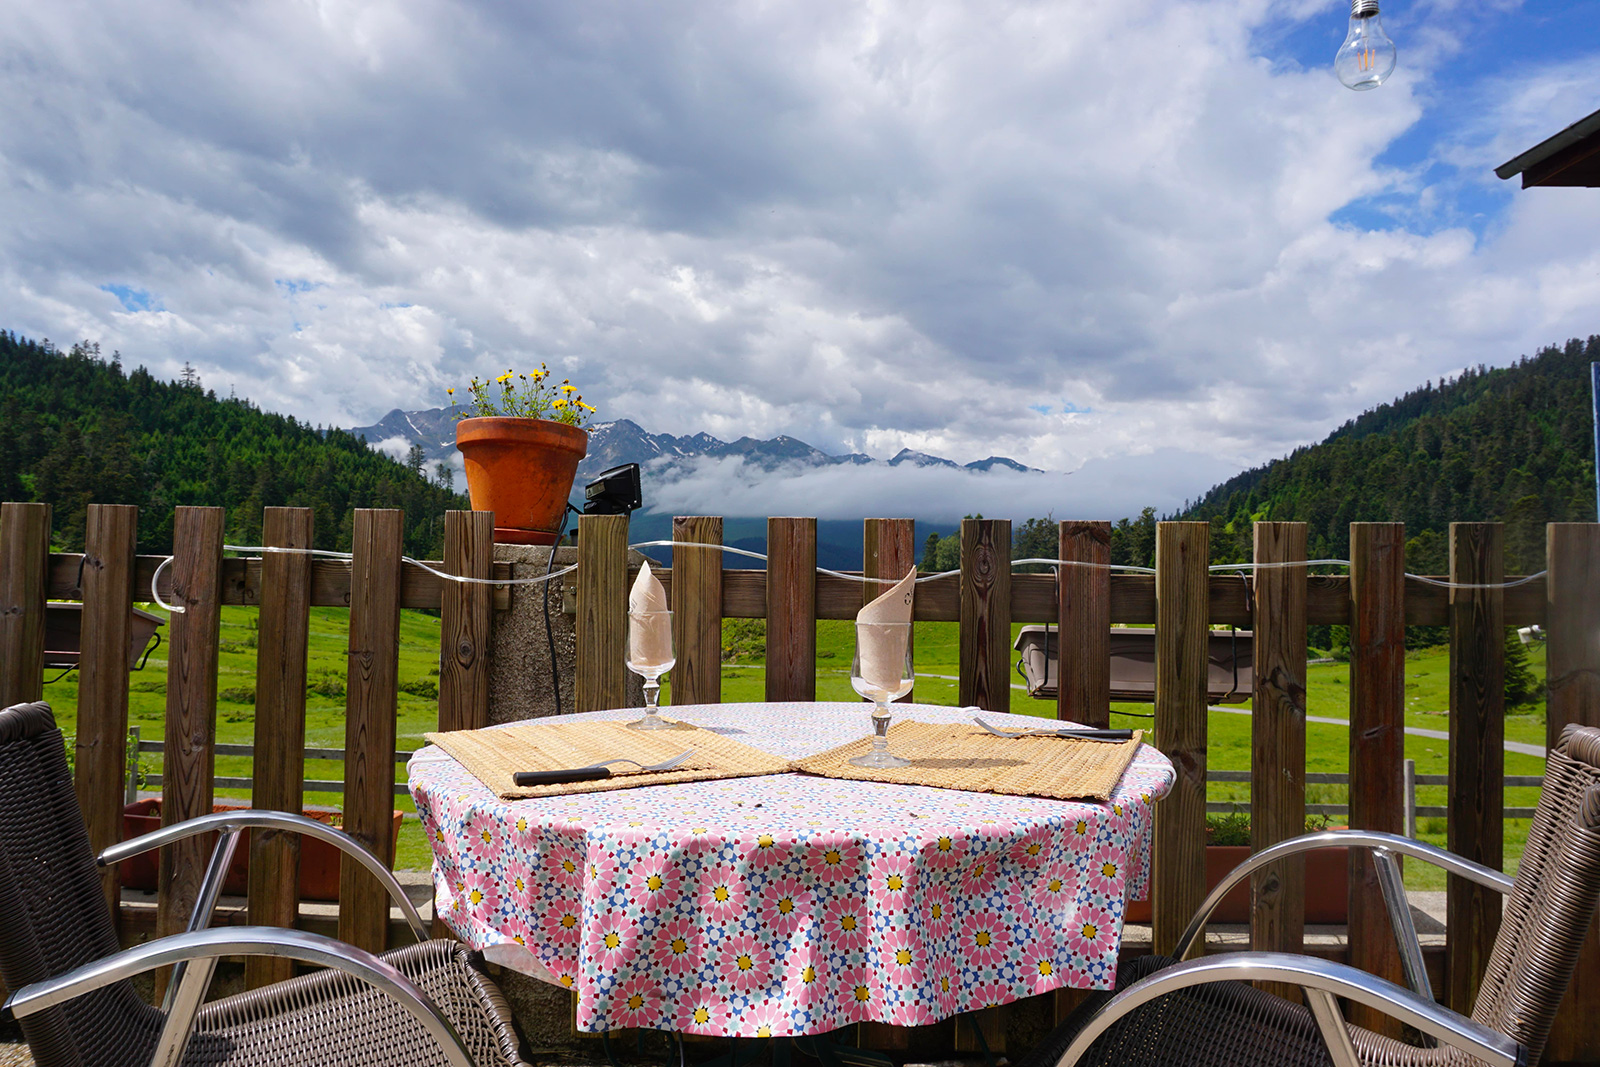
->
left=1184, top=334, right=1599, bottom=573
left=920, top=334, right=1598, bottom=577
left=0, top=333, right=465, bottom=554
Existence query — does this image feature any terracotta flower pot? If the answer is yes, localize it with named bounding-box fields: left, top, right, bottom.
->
left=455, top=417, right=589, bottom=545
left=120, top=799, right=404, bottom=902
left=1124, top=843, right=1351, bottom=924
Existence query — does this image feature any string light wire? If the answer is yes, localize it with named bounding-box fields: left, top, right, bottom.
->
left=142, top=542, right=1552, bottom=616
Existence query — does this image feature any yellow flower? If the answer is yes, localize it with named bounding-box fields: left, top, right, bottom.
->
left=553, top=398, right=567, bottom=408
left=496, top=372, right=513, bottom=383
left=579, top=402, right=595, bottom=411
left=446, top=387, right=454, bottom=395
left=562, top=383, right=576, bottom=393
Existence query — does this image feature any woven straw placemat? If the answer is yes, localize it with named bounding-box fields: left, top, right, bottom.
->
left=795, top=721, right=1143, bottom=801
left=425, top=720, right=793, bottom=799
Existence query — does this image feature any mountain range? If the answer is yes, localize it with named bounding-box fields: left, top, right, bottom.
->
left=349, top=408, right=1040, bottom=484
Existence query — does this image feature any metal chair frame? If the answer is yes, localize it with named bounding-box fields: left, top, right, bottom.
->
left=0, top=701, right=524, bottom=1067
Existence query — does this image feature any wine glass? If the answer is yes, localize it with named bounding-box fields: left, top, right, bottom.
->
left=849, top=621, right=914, bottom=767
left=626, top=610, right=675, bottom=730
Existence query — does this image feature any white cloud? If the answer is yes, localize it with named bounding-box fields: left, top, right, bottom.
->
left=1, top=1, right=1597, bottom=518
left=641, top=448, right=1243, bottom=524
left=371, top=434, right=414, bottom=463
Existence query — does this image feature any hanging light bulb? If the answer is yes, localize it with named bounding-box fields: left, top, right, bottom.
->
left=1334, top=0, right=1396, bottom=91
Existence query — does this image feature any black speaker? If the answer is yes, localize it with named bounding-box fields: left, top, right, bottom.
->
left=583, top=463, right=642, bottom=515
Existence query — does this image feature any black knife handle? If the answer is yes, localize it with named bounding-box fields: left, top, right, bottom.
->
left=514, top=767, right=613, bottom=786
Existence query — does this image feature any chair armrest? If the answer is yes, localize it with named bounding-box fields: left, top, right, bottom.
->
left=1173, top=828, right=1511, bottom=959
left=99, top=809, right=428, bottom=942
left=1055, top=951, right=1524, bottom=1067
left=3, top=926, right=476, bottom=1067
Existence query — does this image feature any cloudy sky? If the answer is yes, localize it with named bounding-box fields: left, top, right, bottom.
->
left=3, top=0, right=1599, bottom=518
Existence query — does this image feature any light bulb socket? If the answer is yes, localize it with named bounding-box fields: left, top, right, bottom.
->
left=1350, top=0, right=1380, bottom=17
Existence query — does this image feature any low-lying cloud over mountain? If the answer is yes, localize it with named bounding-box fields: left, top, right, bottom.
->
left=352, top=409, right=1232, bottom=521
left=356, top=409, right=1039, bottom=477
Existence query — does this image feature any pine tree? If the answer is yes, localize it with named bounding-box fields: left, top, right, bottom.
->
left=1504, top=628, right=1540, bottom=709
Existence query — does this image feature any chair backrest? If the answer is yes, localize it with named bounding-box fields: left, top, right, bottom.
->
left=1469, top=722, right=1600, bottom=1063
left=0, top=702, right=160, bottom=1067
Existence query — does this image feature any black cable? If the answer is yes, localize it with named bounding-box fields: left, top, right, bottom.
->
left=543, top=539, right=562, bottom=717
left=964, top=1013, right=997, bottom=1067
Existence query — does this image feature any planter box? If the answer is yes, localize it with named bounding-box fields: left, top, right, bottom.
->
left=120, top=800, right=404, bottom=901
left=44, top=602, right=165, bottom=669
left=1124, top=844, right=1350, bottom=924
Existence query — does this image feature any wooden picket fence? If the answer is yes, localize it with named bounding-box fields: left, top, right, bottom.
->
left=2, top=503, right=1599, bottom=1060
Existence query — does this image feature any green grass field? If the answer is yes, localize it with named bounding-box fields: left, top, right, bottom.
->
left=45, top=604, right=447, bottom=869
left=47, top=607, right=1547, bottom=887
left=700, top=619, right=1548, bottom=890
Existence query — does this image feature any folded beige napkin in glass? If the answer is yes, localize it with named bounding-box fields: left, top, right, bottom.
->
left=628, top=561, right=673, bottom=666
left=857, top=568, right=915, bottom=690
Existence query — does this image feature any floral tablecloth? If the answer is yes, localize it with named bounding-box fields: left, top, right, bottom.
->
left=409, top=702, right=1175, bottom=1038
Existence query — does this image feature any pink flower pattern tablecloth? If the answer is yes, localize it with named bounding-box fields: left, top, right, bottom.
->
left=409, top=703, right=1175, bottom=1038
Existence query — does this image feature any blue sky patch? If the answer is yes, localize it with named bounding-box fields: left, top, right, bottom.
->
left=1258, top=1, right=1600, bottom=242
left=99, top=284, right=159, bottom=312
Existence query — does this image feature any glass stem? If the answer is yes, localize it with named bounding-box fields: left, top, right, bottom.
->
left=870, top=700, right=892, bottom=755
left=643, top=680, right=661, bottom=715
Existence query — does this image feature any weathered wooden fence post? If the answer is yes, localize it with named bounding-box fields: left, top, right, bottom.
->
left=766, top=517, right=817, bottom=702
left=0, top=502, right=51, bottom=709
left=672, top=517, right=723, bottom=706
left=1251, top=521, right=1307, bottom=995
left=440, top=510, right=495, bottom=727
left=959, top=517, right=1011, bottom=713
left=79, top=503, right=140, bottom=920
left=1346, top=522, right=1407, bottom=1034
left=246, top=506, right=315, bottom=988
left=1058, top=520, right=1111, bottom=726
left=1544, top=522, right=1600, bottom=1059
left=1446, top=521, right=1505, bottom=1015
left=159, top=505, right=225, bottom=959
left=864, top=518, right=917, bottom=703
left=341, top=508, right=404, bottom=952
left=575, top=513, right=629, bottom=713
left=860, top=515, right=919, bottom=1051
left=1153, top=521, right=1209, bottom=958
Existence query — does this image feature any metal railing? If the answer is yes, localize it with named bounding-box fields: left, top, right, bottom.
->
left=124, top=726, right=414, bottom=803
left=1207, top=760, right=1543, bottom=837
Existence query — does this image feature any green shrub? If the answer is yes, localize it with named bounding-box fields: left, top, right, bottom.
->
left=398, top=678, right=439, bottom=699
left=1206, top=810, right=1337, bottom=847
left=308, top=671, right=346, bottom=699
left=721, top=618, right=766, bottom=663
left=218, top=686, right=256, bottom=704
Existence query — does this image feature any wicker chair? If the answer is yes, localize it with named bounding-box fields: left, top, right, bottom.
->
left=0, top=701, right=533, bottom=1067
left=1022, top=722, right=1600, bottom=1067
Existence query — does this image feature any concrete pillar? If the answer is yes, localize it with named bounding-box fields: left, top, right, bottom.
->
left=487, top=544, right=645, bottom=721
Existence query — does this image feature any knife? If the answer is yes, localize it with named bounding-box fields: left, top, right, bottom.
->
left=513, top=767, right=614, bottom=786
left=1053, top=729, right=1136, bottom=740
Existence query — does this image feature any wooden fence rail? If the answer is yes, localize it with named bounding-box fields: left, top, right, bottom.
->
left=2, top=503, right=1598, bottom=1057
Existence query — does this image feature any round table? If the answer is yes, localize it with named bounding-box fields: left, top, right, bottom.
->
left=408, top=702, right=1175, bottom=1038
